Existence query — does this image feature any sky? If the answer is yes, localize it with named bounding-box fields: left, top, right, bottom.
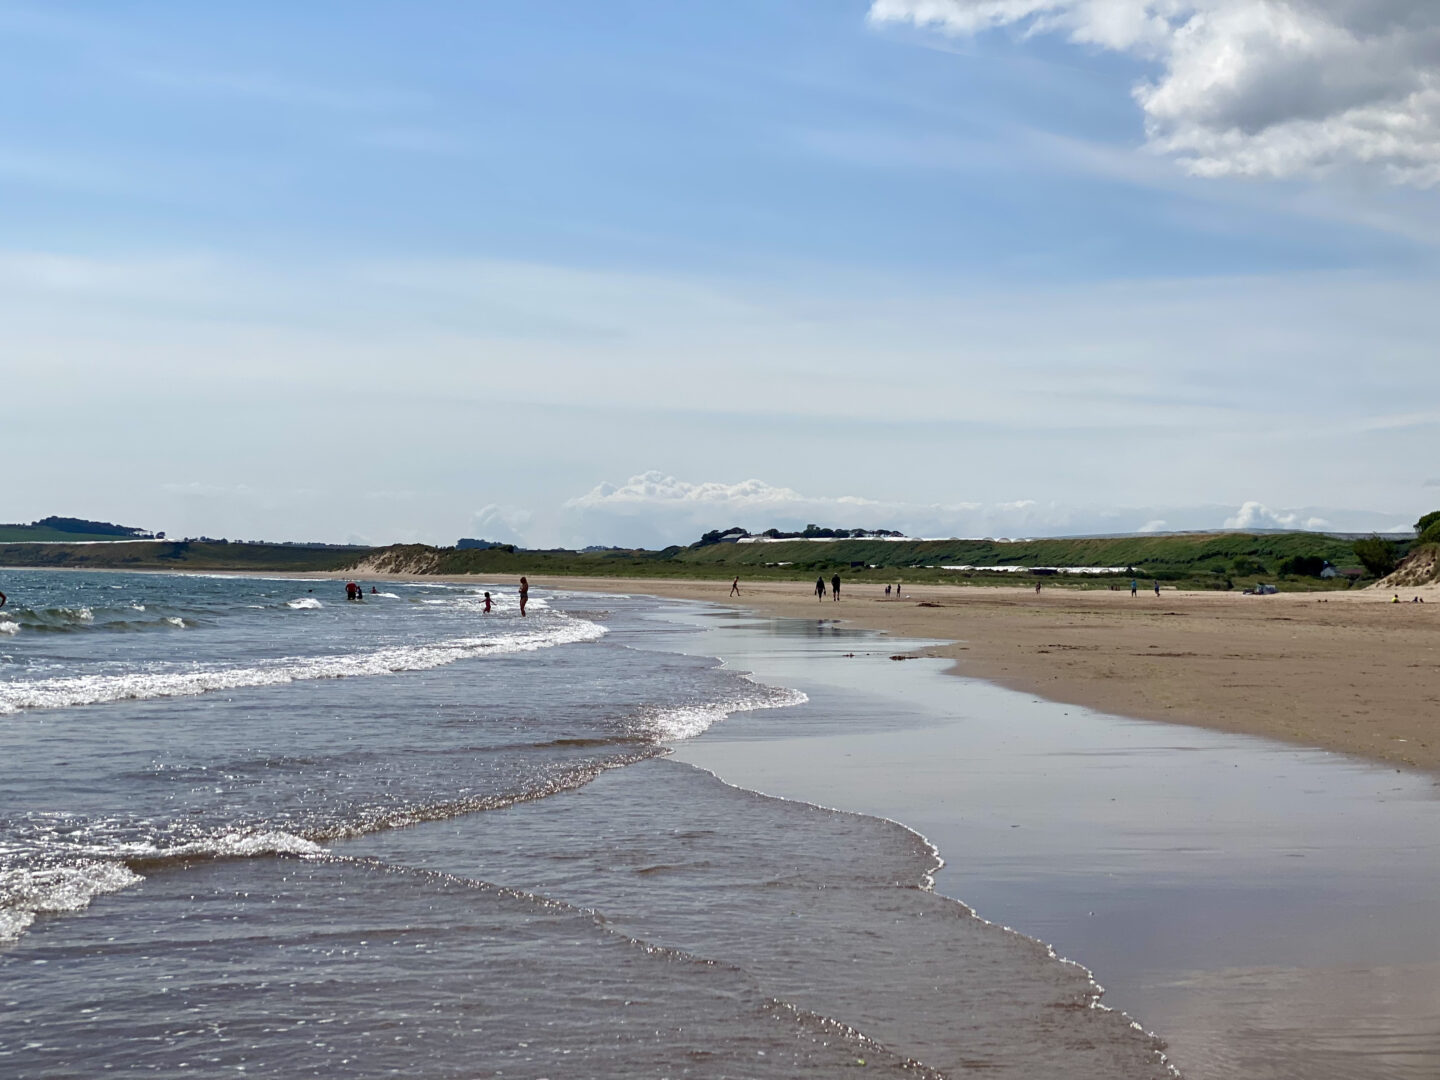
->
left=4, top=0, right=1439, bottom=548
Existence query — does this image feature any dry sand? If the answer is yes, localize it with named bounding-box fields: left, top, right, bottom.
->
left=513, top=576, right=1440, bottom=774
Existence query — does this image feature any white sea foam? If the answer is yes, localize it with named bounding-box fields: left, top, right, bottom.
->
left=0, top=830, right=325, bottom=941
left=0, top=617, right=607, bottom=714
left=0, top=861, right=143, bottom=941
left=644, top=682, right=808, bottom=741
left=144, top=829, right=325, bottom=861
left=164, top=617, right=186, bottom=628
left=285, top=597, right=323, bottom=610
left=0, top=620, right=18, bottom=635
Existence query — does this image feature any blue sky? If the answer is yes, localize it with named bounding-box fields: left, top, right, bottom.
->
left=5, top=1, right=1438, bottom=546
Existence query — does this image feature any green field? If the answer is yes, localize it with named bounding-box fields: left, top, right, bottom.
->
left=0, top=530, right=1397, bottom=591
left=0, top=540, right=359, bottom=574
left=0, top=525, right=150, bottom=543
left=344, top=531, right=1376, bottom=591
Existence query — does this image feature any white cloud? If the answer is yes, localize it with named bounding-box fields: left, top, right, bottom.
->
left=869, top=0, right=1440, bottom=185
left=553, top=473, right=1395, bottom=548
left=1223, top=500, right=1329, bottom=530
left=470, top=504, right=533, bottom=546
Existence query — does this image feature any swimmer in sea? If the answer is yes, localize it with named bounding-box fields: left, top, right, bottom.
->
left=0, top=589, right=6, bottom=608
left=519, top=576, right=529, bottom=617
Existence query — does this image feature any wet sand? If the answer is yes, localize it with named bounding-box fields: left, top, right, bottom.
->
left=653, top=606, right=1440, bottom=1080
left=520, top=577, right=1440, bottom=773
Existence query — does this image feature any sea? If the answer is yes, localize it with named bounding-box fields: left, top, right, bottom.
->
left=0, top=568, right=1173, bottom=1078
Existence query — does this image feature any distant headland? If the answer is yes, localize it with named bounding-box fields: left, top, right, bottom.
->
left=3, top=515, right=1436, bottom=591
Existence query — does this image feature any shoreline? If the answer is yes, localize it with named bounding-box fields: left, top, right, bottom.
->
left=656, top=601, right=1440, bottom=1079
left=530, top=575, right=1440, bottom=774
left=5, top=563, right=1436, bottom=773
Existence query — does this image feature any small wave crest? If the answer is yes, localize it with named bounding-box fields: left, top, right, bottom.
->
left=0, top=603, right=196, bottom=636
left=285, top=597, right=323, bottom=610
left=0, top=829, right=325, bottom=942
left=0, top=861, right=143, bottom=942
left=642, top=681, right=808, bottom=741
left=0, top=616, right=608, bottom=715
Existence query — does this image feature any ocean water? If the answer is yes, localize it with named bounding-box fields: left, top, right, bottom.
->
left=0, top=569, right=1171, bottom=1078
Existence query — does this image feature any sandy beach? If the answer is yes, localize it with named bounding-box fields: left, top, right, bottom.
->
left=500, top=576, right=1440, bottom=774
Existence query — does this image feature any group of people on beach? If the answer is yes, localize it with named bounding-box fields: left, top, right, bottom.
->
left=341, top=576, right=530, bottom=615
left=815, top=574, right=843, bottom=601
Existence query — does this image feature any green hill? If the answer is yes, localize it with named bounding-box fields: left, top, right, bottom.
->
left=344, top=531, right=1368, bottom=590
left=0, top=540, right=359, bottom=573
left=0, top=529, right=1384, bottom=591
left=0, top=516, right=157, bottom=543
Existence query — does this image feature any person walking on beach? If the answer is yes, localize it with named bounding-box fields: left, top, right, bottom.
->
left=730, top=576, right=740, bottom=597
left=885, top=584, right=891, bottom=599
left=1153, top=580, right=1161, bottom=597
left=483, top=591, right=493, bottom=613
left=1130, top=579, right=1138, bottom=597
left=815, top=576, right=826, bottom=602
left=831, top=574, right=841, bottom=601
left=519, top=576, right=529, bottom=617
left=1035, top=581, right=1041, bottom=595
left=895, top=584, right=901, bottom=600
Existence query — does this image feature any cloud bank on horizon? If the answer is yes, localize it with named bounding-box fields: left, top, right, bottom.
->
left=870, top=0, right=1440, bottom=185
left=462, top=472, right=1415, bottom=550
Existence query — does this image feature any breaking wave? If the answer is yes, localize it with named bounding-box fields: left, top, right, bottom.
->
left=0, top=617, right=607, bottom=715
left=641, top=681, right=808, bottom=741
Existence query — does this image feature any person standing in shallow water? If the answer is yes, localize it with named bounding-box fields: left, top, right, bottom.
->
left=831, top=574, right=841, bottom=601
left=815, top=576, right=826, bottom=602
left=519, top=576, right=529, bottom=617
left=483, top=591, right=493, bottom=613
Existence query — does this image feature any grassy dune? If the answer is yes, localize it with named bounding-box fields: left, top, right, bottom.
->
left=347, top=532, right=1367, bottom=591
left=0, top=531, right=1377, bottom=590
